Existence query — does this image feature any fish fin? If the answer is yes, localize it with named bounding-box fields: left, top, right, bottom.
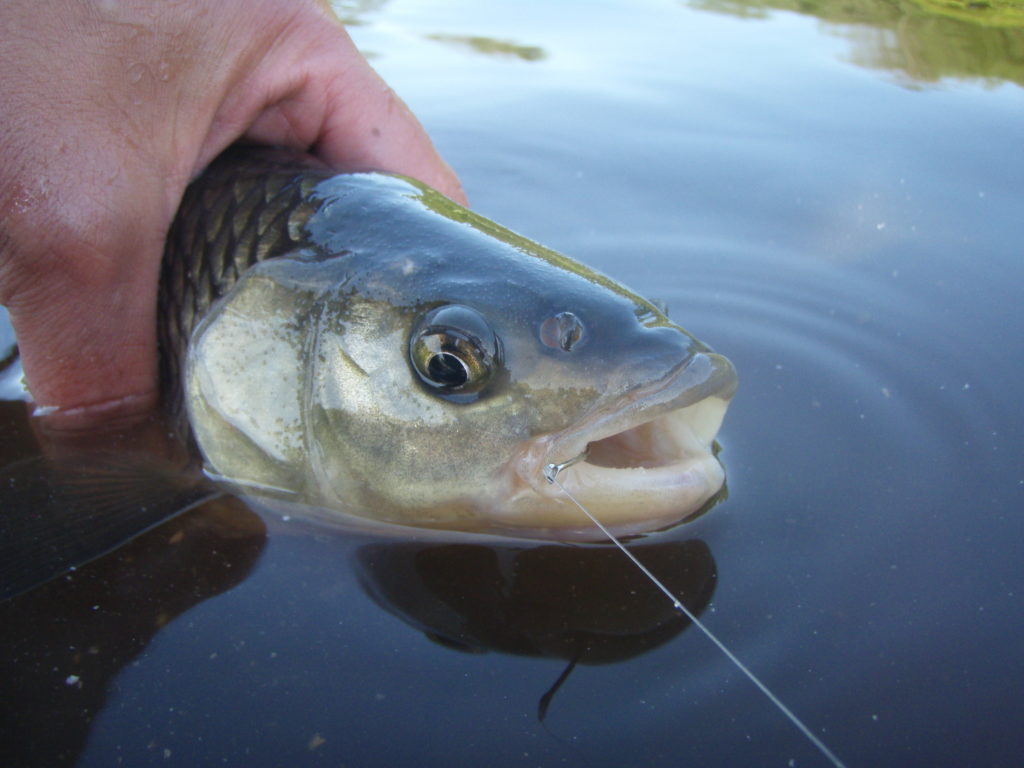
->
left=537, top=643, right=584, bottom=722
left=0, top=453, right=221, bottom=601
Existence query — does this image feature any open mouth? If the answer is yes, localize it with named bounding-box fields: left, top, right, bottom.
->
left=508, top=351, right=737, bottom=537
left=586, top=415, right=691, bottom=470
left=554, top=395, right=728, bottom=486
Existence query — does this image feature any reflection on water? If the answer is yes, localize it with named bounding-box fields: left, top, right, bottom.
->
left=909, top=0, right=1024, bottom=27
left=0, top=306, right=24, bottom=403
left=359, top=538, right=715, bottom=661
left=331, top=0, right=391, bottom=25
left=3, top=0, right=1023, bottom=764
left=0, top=337, right=717, bottom=762
left=334, top=0, right=1024, bottom=87
left=425, top=34, right=546, bottom=61
left=0, top=498, right=267, bottom=767
left=690, top=0, right=1024, bottom=85
left=358, top=537, right=715, bottom=717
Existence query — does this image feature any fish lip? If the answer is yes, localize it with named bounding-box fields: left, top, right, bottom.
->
left=513, top=351, right=737, bottom=506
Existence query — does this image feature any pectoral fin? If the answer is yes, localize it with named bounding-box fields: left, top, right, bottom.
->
left=0, top=454, right=220, bottom=600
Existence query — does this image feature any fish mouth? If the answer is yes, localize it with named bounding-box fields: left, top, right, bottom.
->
left=506, top=352, right=737, bottom=538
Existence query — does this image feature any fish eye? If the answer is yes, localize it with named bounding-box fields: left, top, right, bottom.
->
left=409, top=305, right=500, bottom=399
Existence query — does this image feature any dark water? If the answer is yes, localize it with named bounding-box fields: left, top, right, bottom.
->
left=3, top=0, right=1023, bottom=766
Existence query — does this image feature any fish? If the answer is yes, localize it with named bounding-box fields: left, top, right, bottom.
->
left=162, top=147, right=737, bottom=539
left=0, top=146, right=736, bottom=598
left=3, top=151, right=848, bottom=767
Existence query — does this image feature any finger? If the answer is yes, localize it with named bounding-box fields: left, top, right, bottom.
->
left=313, top=61, right=468, bottom=206
left=221, top=14, right=468, bottom=205
left=3, top=221, right=162, bottom=429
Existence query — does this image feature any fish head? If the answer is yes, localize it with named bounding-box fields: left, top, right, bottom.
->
left=185, top=174, right=737, bottom=539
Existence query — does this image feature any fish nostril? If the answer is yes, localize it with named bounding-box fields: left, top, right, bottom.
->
left=540, top=311, right=584, bottom=352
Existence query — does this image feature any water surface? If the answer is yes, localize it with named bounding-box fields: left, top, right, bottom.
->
left=2, top=0, right=1023, bottom=766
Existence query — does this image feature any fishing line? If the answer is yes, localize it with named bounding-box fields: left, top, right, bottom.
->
left=544, top=467, right=847, bottom=768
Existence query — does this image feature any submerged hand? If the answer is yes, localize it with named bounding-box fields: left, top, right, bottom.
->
left=0, top=0, right=464, bottom=428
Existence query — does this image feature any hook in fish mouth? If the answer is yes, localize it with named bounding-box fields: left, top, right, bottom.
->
left=543, top=446, right=590, bottom=484
left=505, top=352, right=737, bottom=538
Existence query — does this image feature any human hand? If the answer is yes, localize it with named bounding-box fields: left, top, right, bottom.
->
left=0, top=0, right=465, bottom=429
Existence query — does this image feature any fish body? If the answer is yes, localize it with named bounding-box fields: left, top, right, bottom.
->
left=162, top=149, right=737, bottom=539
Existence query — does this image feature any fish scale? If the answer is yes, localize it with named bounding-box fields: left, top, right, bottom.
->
left=158, top=151, right=331, bottom=408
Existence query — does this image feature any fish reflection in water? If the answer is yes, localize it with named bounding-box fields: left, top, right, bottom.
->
left=0, top=477, right=716, bottom=767
left=356, top=537, right=717, bottom=719
left=0, top=497, right=267, bottom=767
